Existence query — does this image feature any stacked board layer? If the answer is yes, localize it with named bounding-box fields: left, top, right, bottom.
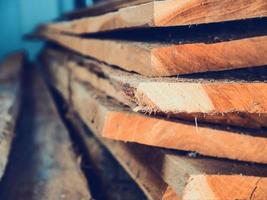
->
left=29, top=0, right=267, bottom=199
left=35, top=0, right=267, bottom=76
left=42, top=48, right=267, bottom=199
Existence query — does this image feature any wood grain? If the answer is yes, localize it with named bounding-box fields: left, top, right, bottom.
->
left=43, top=64, right=267, bottom=164
left=48, top=57, right=180, bottom=199
left=45, top=58, right=175, bottom=199
left=48, top=76, right=267, bottom=200
left=183, top=175, right=267, bottom=200
left=0, top=53, right=23, bottom=181
left=70, top=110, right=267, bottom=200
left=52, top=79, right=267, bottom=199
left=43, top=48, right=267, bottom=129
left=38, top=31, right=267, bottom=76
left=44, top=57, right=267, bottom=199
left=129, top=146, right=267, bottom=200
left=50, top=0, right=267, bottom=34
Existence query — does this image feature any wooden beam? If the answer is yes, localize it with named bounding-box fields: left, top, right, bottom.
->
left=43, top=48, right=267, bottom=129
left=0, top=67, right=92, bottom=199
left=67, top=112, right=180, bottom=200
left=52, top=0, right=267, bottom=33
left=0, top=53, right=23, bottom=181
left=47, top=69, right=267, bottom=199
left=46, top=55, right=180, bottom=199
left=43, top=61, right=267, bottom=164
left=63, top=0, right=157, bottom=19
left=38, top=31, right=267, bottom=76
left=71, top=82, right=267, bottom=164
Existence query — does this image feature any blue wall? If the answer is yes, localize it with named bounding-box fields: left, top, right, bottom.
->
left=0, top=0, right=93, bottom=60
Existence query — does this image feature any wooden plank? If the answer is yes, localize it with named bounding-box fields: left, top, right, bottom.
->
left=0, top=53, right=23, bottom=181
left=46, top=69, right=267, bottom=199
left=66, top=112, right=180, bottom=200
left=53, top=0, right=267, bottom=33
left=0, top=67, right=91, bottom=199
left=64, top=0, right=151, bottom=19
left=95, top=144, right=267, bottom=200
left=38, top=31, right=267, bottom=76
left=43, top=61, right=267, bottom=164
left=70, top=82, right=267, bottom=164
left=46, top=58, right=180, bottom=199
left=44, top=59, right=148, bottom=199
left=42, top=48, right=267, bottom=129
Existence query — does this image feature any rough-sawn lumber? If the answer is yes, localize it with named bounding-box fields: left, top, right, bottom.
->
left=43, top=63, right=267, bottom=164
left=43, top=48, right=267, bottom=129
left=70, top=82, right=267, bottom=164
left=38, top=31, right=267, bottom=76
left=48, top=72, right=267, bottom=200
left=50, top=0, right=267, bottom=34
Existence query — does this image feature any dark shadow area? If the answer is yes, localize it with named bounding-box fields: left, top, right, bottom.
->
left=179, top=65, right=267, bottom=82
left=74, top=17, right=267, bottom=44
left=47, top=77, right=147, bottom=200
left=46, top=83, right=107, bottom=200
left=0, top=65, right=37, bottom=199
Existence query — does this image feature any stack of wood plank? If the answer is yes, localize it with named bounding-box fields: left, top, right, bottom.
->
left=0, top=54, right=149, bottom=200
left=30, top=0, right=267, bottom=199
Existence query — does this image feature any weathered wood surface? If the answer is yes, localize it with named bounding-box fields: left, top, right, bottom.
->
left=43, top=62, right=267, bottom=164
left=64, top=0, right=151, bottom=19
left=46, top=70, right=267, bottom=199
left=44, top=52, right=178, bottom=199
left=43, top=48, right=267, bottom=129
left=111, top=146, right=267, bottom=200
left=38, top=31, right=267, bottom=76
left=0, top=53, right=23, bottom=181
left=53, top=0, right=267, bottom=33
left=67, top=112, right=178, bottom=200
left=0, top=68, right=91, bottom=200
left=70, top=82, right=267, bottom=164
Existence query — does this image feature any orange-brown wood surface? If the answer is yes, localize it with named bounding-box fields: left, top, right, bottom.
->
left=45, top=61, right=267, bottom=199
left=49, top=71, right=267, bottom=164
left=49, top=61, right=180, bottom=199
left=43, top=48, right=267, bottom=129
left=48, top=0, right=267, bottom=34
left=183, top=175, right=267, bottom=200
left=38, top=31, right=267, bottom=76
